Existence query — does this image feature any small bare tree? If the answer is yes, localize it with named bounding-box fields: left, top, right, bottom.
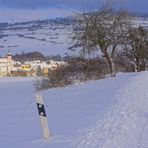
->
left=124, top=26, right=148, bottom=72
left=71, top=3, right=129, bottom=77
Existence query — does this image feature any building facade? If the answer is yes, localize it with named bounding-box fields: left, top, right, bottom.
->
left=0, top=52, right=13, bottom=77
left=0, top=52, right=66, bottom=77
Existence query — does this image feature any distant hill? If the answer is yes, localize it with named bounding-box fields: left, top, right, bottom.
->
left=130, top=12, right=148, bottom=18
left=0, top=17, right=76, bottom=56
left=0, top=15, right=147, bottom=56
left=0, top=17, right=76, bottom=30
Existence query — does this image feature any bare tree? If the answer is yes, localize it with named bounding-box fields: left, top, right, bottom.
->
left=71, top=3, right=129, bottom=77
left=124, top=26, right=148, bottom=72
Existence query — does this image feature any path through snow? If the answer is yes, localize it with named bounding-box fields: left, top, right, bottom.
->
left=0, top=72, right=148, bottom=148
left=77, top=72, right=148, bottom=148
left=139, top=119, right=148, bottom=148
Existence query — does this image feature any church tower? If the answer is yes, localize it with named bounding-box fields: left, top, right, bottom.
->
left=7, top=51, right=12, bottom=63
left=7, top=50, right=13, bottom=75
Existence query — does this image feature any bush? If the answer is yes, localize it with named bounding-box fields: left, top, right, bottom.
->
left=36, top=57, right=108, bottom=90
left=115, top=53, right=138, bottom=72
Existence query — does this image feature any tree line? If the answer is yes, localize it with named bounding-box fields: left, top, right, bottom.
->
left=70, top=2, right=148, bottom=77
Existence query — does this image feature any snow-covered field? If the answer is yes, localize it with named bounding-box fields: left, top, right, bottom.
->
left=0, top=20, right=74, bottom=56
left=0, top=17, right=148, bottom=57
left=0, top=72, right=148, bottom=148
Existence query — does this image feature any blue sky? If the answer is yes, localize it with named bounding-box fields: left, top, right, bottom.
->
left=0, top=0, right=147, bottom=12
left=0, top=0, right=147, bottom=22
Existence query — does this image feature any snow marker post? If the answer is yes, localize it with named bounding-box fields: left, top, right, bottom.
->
left=35, top=92, right=51, bottom=141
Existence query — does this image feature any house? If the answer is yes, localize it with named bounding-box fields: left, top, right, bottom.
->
left=0, top=52, right=13, bottom=77
left=0, top=51, right=67, bottom=77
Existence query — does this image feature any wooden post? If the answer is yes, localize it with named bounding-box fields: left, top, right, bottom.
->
left=35, top=92, right=51, bottom=141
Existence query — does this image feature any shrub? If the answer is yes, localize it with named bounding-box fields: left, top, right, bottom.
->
left=36, top=57, right=108, bottom=90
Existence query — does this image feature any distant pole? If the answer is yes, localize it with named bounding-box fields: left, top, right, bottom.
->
left=35, top=92, right=51, bottom=141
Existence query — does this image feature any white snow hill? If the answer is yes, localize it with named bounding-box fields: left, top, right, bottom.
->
left=0, top=71, right=148, bottom=148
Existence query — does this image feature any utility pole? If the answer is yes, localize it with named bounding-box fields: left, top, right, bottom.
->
left=35, top=92, right=51, bottom=141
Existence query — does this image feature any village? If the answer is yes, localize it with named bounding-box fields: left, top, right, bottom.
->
left=0, top=51, right=66, bottom=77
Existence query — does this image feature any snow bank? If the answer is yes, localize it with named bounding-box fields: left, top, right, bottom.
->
left=1, top=72, right=148, bottom=148
left=77, top=72, right=148, bottom=148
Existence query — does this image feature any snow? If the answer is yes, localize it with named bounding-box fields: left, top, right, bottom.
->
left=0, top=16, right=147, bottom=57
left=0, top=72, right=148, bottom=148
left=76, top=72, right=148, bottom=148
left=133, top=17, right=148, bottom=29
left=0, top=23, right=74, bottom=56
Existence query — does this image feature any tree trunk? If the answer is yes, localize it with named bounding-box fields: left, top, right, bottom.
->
left=104, top=51, right=116, bottom=77
left=135, top=59, right=145, bottom=72
left=140, top=59, right=146, bottom=71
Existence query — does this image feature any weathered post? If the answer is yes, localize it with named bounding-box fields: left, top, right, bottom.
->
left=35, top=92, right=51, bottom=141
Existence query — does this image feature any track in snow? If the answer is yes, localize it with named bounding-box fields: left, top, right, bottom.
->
left=139, top=119, right=148, bottom=148
left=77, top=72, right=148, bottom=148
left=1, top=72, right=148, bottom=148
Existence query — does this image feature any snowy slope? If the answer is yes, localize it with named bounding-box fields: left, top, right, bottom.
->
left=0, top=19, right=74, bottom=56
left=0, top=72, right=148, bottom=148
left=77, top=72, right=148, bottom=148
left=0, top=17, right=148, bottom=57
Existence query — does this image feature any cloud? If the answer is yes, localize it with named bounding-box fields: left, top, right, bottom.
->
left=0, top=0, right=147, bottom=23
left=0, top=8, right=75, bottom=22
left=124, top=0, right=148, bottom=12
left=0, top=0, right=87, bottom=9
left=0, top=0, right=148, bottom=12
left=0, top=0, right=100, bottom=9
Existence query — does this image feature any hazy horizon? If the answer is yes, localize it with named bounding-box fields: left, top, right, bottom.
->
left=0, top=0, right=148, bottom=22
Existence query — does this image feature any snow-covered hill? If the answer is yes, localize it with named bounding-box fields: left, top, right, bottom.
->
left=0, top=72, right=148, bottom=148
left=0, top=18, right=75, bottom=56
left=0, top=16, right=148, bottom=57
